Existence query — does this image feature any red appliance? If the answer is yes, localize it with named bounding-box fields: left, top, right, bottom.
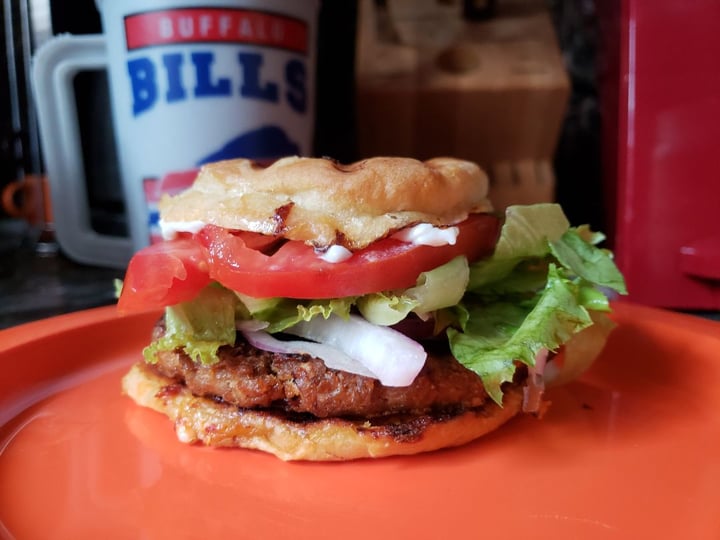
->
left=600, top=0, right=720, bottom=310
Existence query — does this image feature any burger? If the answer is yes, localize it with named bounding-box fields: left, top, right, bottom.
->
left=117, top=156, right=626, bottom=461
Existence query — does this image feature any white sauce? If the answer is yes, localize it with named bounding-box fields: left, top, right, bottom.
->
left=392, top=223, right=459, bottom=246
left=318, top=244, right=353, bottom=263
left=160, top=219, right=207, bottom=240
left=159, top=220, right=457, bottom=263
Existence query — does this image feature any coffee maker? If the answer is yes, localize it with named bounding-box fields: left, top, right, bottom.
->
left=598, top=0, right=720, bottom=310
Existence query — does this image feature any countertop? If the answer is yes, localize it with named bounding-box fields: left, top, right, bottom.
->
left=0, top=219, right=124, bottom=329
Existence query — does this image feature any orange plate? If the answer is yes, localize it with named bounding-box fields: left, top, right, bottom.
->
left=1, top=303, right=719, bottom=538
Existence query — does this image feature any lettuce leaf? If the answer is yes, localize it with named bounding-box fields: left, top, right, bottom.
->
left=450, top=204, right=627, bottom=403
left=357, top=256, right=469, bottom=325
left=235, top=295, right=356, bottom=334
left=549, top=229, right=627, bottom=294
left=143, top=284, right=238, bottom=365
left=449, top=265, right=594, bottom=404
left=468, top=204, right=569, bottom=289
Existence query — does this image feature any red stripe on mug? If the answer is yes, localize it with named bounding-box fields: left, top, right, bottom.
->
left=124, top=8, right=308, bottom=53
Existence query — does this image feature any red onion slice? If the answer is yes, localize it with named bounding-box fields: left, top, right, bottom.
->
left=236, top=319, right=269, bottom=332
left=522, top=348, right=549, bottom=413
left=284, top=314, right=427, bottom=387
left=241, top=329, right=377, bottom=379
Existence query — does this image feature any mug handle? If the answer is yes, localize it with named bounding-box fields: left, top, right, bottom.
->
left=32, top=34, right=132, bottom=268
left=2, top=180, right=27, bottom=218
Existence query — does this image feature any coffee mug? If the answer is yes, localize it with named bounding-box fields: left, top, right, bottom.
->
left=32, top=0, right=319, bottom=268
left=1, top=175, right=52, bottom=227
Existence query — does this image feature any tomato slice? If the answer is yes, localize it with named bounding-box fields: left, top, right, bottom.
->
left=117, top=214, right=500, bottom=311
left=197, top=214, right=499, bottom=299
left=117, top=238, right=211, bottom=314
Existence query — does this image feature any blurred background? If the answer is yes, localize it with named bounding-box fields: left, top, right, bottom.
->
left=0, top=0, right=718, bottom=327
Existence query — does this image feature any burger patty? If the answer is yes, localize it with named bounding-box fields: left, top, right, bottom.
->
left=146, top=336, right=494, bottom=419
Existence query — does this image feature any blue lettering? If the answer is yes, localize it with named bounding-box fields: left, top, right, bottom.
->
left=127, top=53, right=308, bottom=114
left=127, top=57, right=157, bottom=116
left=191, top=52, right=231, bottom=97
left=238, top=52, right=278, bottom=103
left=285, top=59, right=306, bottom=114
left=163, top=53, right=186, bottom=103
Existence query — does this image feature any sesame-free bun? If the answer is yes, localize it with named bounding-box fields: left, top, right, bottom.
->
left=159, top=156, right=493, bottom=249
left=121, top=362, right=522, bottom=461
